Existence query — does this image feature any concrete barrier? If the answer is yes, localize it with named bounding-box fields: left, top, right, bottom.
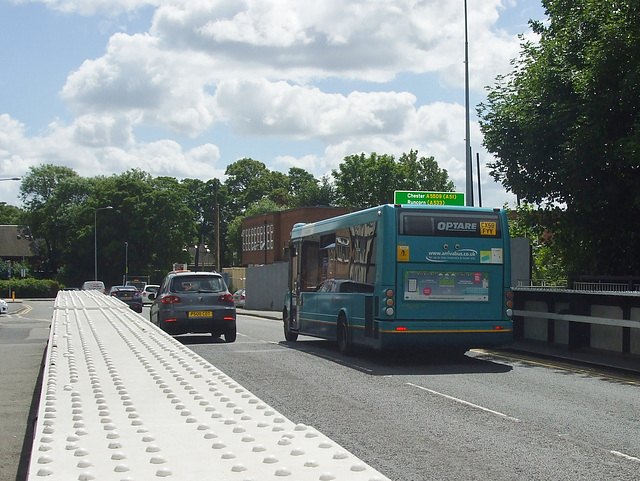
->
left=513, top=288, right=640, bottom=356
left=27, top=290, right=390, bottom=480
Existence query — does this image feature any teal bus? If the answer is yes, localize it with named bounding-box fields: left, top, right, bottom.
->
left=283, top=204, right=514, bottom=354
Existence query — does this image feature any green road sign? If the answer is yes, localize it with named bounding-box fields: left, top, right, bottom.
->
left=394, top=191, right=465, bottom=206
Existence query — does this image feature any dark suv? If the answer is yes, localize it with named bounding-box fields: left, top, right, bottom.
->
left=109, top=285, right=143, bottom=313
left=149, top=271, right=236, bottom=342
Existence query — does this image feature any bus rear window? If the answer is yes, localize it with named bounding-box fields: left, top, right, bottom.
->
left=399, top=211, right=501, bottom=238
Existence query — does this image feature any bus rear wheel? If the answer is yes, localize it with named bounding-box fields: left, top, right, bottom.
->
left=283, top=309, right=298, bottom=342
left=337, top=316, right=353, bottom=355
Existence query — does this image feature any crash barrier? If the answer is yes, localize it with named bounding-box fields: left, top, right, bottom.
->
left=513, top=288, right=640, bottom=355
left=28, top=290, right=390, bottom=480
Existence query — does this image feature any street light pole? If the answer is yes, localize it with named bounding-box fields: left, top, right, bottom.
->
left=0, top=177, right=21, bottom=181
left=94, top=206, right=113, bottom=281
left=124, top=241, right=129, bottom=285
left=464, top=0, right=473, bottom=206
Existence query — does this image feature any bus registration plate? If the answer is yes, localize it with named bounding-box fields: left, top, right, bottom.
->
left=189, top=311, right=212, bottom=318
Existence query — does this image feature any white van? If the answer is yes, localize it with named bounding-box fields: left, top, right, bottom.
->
left=82, top=280, right=106, bottom=292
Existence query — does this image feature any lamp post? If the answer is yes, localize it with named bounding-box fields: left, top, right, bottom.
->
left=464, top=0, right=473, bottom=206
left=124, top=241, right=128, bottom=285
left=94, top=206, right=113, bottom=280
left=0, top=177, right=21, bottom=181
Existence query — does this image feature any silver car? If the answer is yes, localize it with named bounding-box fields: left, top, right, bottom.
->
left=0, top=298, right=7, bottom=315
left=149, top=271, right=236, bottom=342
left=233, top=288, right=246, bottom=308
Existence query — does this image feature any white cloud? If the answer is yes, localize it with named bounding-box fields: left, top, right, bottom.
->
left=1, top=0, right=534, bottom=208
left=214, top=79, right=416, bottom=140
left=0, top=113, right=224, bottom=190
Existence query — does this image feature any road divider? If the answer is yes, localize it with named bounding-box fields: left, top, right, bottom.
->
left=28, top=290, right=390, bottom=480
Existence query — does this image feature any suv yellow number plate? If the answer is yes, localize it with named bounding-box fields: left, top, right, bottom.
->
left=189, top=311, right=212, bottom=318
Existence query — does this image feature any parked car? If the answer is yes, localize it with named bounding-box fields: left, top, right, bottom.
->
left=233, top=288, right=246, bottom=308
left=0, top=298, right=7, bottom=315
left=149, top=271, right=236, bottom=342
left=109, top=285, right=143, bottom=313
left=141, top=284, right=159, bottom=305
left=82, top=280, right=106, bottom=293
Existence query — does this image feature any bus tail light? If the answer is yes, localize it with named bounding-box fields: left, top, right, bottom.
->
left=385, top=289, right=395, bottom=316
left=505, top=290, right=514, bottom=316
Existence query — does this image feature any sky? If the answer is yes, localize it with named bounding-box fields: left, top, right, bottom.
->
left=0, top=0, right=546, bottom=209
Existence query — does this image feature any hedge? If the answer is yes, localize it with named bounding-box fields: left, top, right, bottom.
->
left=0, top=278, right=63, bottom=299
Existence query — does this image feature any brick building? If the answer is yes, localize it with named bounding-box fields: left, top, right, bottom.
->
left=241, top=207, right=351, bottom=266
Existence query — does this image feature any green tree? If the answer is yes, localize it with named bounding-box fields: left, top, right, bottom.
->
left=265, top=170, right=290, bottom=206
left=142, top=176, right=196, bottom=280
left=287, top=168, right=337, bottom=207
left=224, top=158, right=272, bottom=217
left=0, top=203, right=23, bottom=224
left=332, top=150, right=454, bottom=208
left=397, top=150, right=454, bottom=193
left=478, top=1, right=640, bottom=275
left=506, top=203, right=565, bottom=283
left=19, top=165, right=90, bottom=279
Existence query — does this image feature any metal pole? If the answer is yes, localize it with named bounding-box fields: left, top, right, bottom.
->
left=214, top=182, right=220, bottom=271
left=464, top=0, right=473, bottom=206
left=94, top=211, right=98, bottom=281
left=476, top=152, right=482, bottom=207
left=124, top=241, right=128, bottom=285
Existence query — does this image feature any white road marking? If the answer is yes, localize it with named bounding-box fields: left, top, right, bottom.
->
left=610, top=450, right=640, bottom=463
left=406, top=382, right=520, bottom=422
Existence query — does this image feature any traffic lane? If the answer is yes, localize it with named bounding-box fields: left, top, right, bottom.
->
left=281, top=336, right=640, bottom=475
left=184, top=315, right=640, bottom=481
left=226, top=314, right=640, bottom=464
left=0, top=300, right=52, bottom=481
left=463, top=349, right=640, bottom=461
left=229, top=313, right=640, bottom=461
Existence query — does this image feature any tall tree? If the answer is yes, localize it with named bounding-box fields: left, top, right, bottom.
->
left=332, top=151, right=454, bottom=208
left=224, top=158, right=271, bottom=217
left=478, top=0, right=640, bottom=275
left=397, top=150, right=455, bottom=192
left=19, top=165, right=90, bottom=279
left=287, top=168, right=337, bottom=207
left=0, top=203, right=23, bottom=224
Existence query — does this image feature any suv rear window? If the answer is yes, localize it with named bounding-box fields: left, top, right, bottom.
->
left=170, top=276, right=225, bottom=293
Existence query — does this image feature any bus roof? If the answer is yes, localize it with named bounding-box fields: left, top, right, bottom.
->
left=290, top=204, right=503, bottom=240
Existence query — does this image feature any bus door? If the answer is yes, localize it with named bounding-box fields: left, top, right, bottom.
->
left=293, top=239, right=323, bottom=332
left=287, top=241, right=300, bottom=330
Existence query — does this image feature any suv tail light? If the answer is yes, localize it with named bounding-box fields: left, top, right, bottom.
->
left=219, top=293, right=234, bottom=303
left=161, top=295, right=181, bottom=304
